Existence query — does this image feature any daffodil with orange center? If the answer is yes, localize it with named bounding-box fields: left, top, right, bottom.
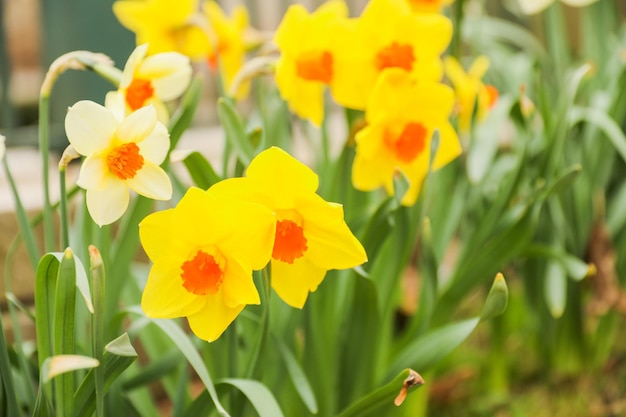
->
left=331, top=0, right=452, bottom=111
left=139, top=187, right=275, bottom=341
left=274, top=0, right=349, bottom=126
left=210, top=147, right=367, bottom=309
left=65, top=101, right=172, bottom=226
left=353, top=69, right=462, bottom=206
left=444, top=55, right=498, bottom=134
left=106, top=44, right=192, bottom=124
left=405, top=0, right=454, bottom=14
left=204, top=1, right=250, bottom=100
left=113, top=0, right=211, bottom=61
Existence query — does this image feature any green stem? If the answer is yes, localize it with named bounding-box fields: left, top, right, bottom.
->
left=245, top=266, right=271, bottom=379
left=59, top=166, right=70, bottom=249
left=39, top=93, right=56, bottom=252
left=89, top=246, right=106, bottom=417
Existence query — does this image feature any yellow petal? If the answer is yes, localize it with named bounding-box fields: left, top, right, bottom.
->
left=186, top=295, right=245, bottom=341
left=140, top=209, right=185, bottom=261
left=65, top=100, right=118, bottom=155
left=141, top=260, right=206, bottom=318
left=271, top=258, right=326, bottom=309
left=430, top=122, right=462, bottom=170
left=297, top=194, right=367, bottom=270
left=246, top=147, right=319, bottom=208
left=221, top=255, right=261, bottom=307
left=468, top=55, right=490, bottom=79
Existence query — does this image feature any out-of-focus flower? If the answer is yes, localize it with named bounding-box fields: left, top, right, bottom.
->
left=444, top=55, right=498, bottom=134
left=210, top=147, right=367, bottom=308
left=516, top=0, right=598, bottom=15
left=106, top=44, right=192, bottom=124
left=274, top=0, right=349, bottom=126
left=331, top=0, right=452, bottom=110
left=352, top=69, right=461, bottom=206
left=113, top=0, right=211, bottom=61
left=65, top=101, right=172, bottom=226
left=204, top=1, right=250, bottom=100
left=140, top=187, right=275, bottom=342
left=405, top=0, right=454, bottom=14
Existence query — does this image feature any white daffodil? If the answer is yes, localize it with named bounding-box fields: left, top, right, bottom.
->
left=108, top=43, right=192, bottom=124
left=65, top=100, right=172, bottom=226
left=517, top=0, right=598, bottom=15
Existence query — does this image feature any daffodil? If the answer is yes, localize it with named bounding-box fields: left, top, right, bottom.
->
left=106, top=44, right=192, bottom=124
left=516, top=0, right=598, bottom=15
left=65, top=101, right=172, bottom=226
left=331, top=0, right=452, bottom=110
left=405, top=0, right=454, bottom=14
left=210, top=147, right=367, bottom=308
left=352, top=69, right=462, bottom=206
left=204, top=1, right=250, bottom=100
left=444, top=55, right=498, bottom=134
left=113, top=0, right=211, bottom=61
left=140, top=187, right=275, bottom=341
left=273, top=0, right=349, bottom=126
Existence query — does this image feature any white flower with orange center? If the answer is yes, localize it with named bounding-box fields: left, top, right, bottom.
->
left=65, top=100, right=172, bottom=226
left=108, top=43, right=192, bottom=124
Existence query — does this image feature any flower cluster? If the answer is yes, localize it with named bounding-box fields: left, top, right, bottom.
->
left=140, top=147, right=367, bottom=341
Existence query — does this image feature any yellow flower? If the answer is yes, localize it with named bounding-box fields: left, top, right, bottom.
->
left=210, top=147, right=367, bottom=308
left=106, top=44, right=192, bottom=124
left=331, top=0, right=452, bottom=110
left=444, top=55, right=498, bottom=134
left=140, top=187, right=275, bottom=342
left=516, top=0, right=598, bottom=15
left=204, top=1, right=250, bottom=100
left=405, top=0, right=454, bottom=14
left=65, top=101, right=172, bottom=226
left=352, top=69, right=461, bottom=206
left=113, top=0, right=211, bottom=61
left=274, top=0, right=349, bottom=126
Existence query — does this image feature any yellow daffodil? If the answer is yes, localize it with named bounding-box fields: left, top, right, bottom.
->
left=204, top=1, right=250, bottom=100
left=274, top=0, right=349, bottom=126
left=210, top=147, right=367, bottom=308
left=444, top=55, right=498, bottom=134
left=140, top=187, right=275, bottom=341
left=113, top=0, right=211, bottom=61
left=352, top=69, right=462, bottom=206
left=65, top=101, right=172, bottom=226
left=331, top=0, right=452, bottom=111
left=406, top=0, right=454, bottom=14
left=516, top=0, right=598, bottom=15
left=106, top=44, right=192, bottom=124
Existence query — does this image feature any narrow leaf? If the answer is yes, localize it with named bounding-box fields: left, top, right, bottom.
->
left=480, top=273, right=509, bottom=321
left=41, top=355, right=100, bottom=383
left=218, top=97, right=255, bottom=166
left=274, top=337, right=318, bottom=413
left=218, top=379, right=284, bottom=417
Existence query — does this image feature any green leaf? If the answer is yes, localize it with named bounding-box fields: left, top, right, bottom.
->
left=525, top=244, right=590, bottom=281
left=71, top=333, right=138, bottom=417
left=388, top=318, right=480, bottom=377
left=89, top=246, right=106, bottom=417
left=218, top=379, right=284, bottom=417
left=218, top=97, right=255, bottom=166
left=480, top=274, right=509, bottom=321
left=35, top=254, right=61, bottom=368
left=182, top=151, right=222, bottom=189
left=336, top=369, right=424, bottom=417
left=54, top=248, right=77, bottom=417
left=570, top=105, right=626, bottom=165
left=273, top=337, right=318, bottom=414
left=126, top=307, right=230, bottom=416
left=41, top=355, right=100, bottom=383
left=544, top=260, right=567, bottom=318
left=0, top=312, right=23, bottom=417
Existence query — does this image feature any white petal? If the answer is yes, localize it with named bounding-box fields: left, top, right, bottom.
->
left=516, top=0, right=554, bottom=14
left=138, top=121, right=170, bottom=164
left=561, top=0, right=597, bottom=6
left=76, top=154, right=109, bottom=190
left=116, top=105, right=157, bottom=143
left=126, top=161, right=172, bottom=200
left=65, top=101, right=118, bottom=155
left=120, top=43, right=149, bottom=89
left=138, top=53, right=192, bottom=101
left=85, top=178, right=130, bottom=226
left=104, top=91, right=127, bottom=121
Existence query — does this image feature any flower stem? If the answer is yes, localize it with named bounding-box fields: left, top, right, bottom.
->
left=38, top=93, right=56, bottom=252
left=245, top=266, right=271, bottom=379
